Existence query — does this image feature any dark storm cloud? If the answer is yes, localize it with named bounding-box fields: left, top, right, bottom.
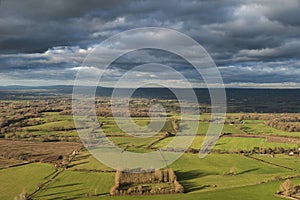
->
left=0, top=0, right=300, bottom=86
left=220, top=60, right=300, bottom=84
left=1, top=0, right=297, bottom=57
left=0, top=0, right=132, bottom=53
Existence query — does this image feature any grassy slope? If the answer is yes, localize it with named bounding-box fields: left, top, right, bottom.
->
left=3, top=113, right=300, bottom=200
left=215, top=137, right=298, bottom=151
left=100, top=117, right=175, bottom=136
left=103, top=180, right=287, bottom=200
left=69, top=150, right=113, bottom=171
left=252, top=154, right=300, bottom=171
left=241, top=122, right=300, bottom=137
left=34, top=171, right=114, bottom=200
left=197, top=123, right=241, bottom=135
left=154, top=136, right=297, bottom=151
left=0, top=163, right=55, bottom=200
left=33, top=153, right=294, bottom=200
left=169, top=154, right=293, bottom=192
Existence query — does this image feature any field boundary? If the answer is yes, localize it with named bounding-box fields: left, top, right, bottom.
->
left=0, top=161, right=33, bottom=170
left=245, top=155, right=297, bottom=172
left=224, top=134, right=300, bottom=144
left=27, top=169, right=63, bottom=199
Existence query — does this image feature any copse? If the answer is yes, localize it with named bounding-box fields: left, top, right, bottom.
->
left=110, top=168, right=184, bottom=196
left=266, top=120, right=300, bottom=132
left=238, top=113, right=300, bottom=132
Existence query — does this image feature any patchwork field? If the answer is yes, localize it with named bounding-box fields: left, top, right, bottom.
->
left=6, top=152, right=295, bottom=200
left=1, top=99, right=300, bottom=200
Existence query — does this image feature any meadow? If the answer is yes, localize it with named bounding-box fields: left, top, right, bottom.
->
left=28, top=153, right=297, bottom=200
left=154, top=136, right=298, bottom=152
left=241, top=122, right=300, bottom=137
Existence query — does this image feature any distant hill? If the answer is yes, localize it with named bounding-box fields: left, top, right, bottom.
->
left=0, top=85, right=300, bottom=113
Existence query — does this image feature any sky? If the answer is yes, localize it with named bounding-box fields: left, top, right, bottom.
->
left=0, top=0, right=300, bottom=88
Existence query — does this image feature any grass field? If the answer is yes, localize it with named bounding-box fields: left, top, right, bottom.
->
left=26, top=120, right=75, bottom=131
left=191, top=122, right=240, bottom=135
left=241, top=122, right=300, bottom=137
left=69, top=150, right=114, bottom=171
left=100, top=117, right=175, bottom=136
left=2, top=112, right=300, bottom=200
left=252, top=154, right=300, bottom=171
left=169, top=154, right=294, bottom=191
left=44, top=180, right=290, bottom=200
left=214, top=137, right=298, bottom=152
left=34, top=171, right=115, bottom=199
left=30, top=153, right=296, bottom=200
left=108, top=136, right=159, bottom=152
left=0, top=163, right=55, bottom=200
left=154, top=136, right=298, bottom=152
left=102, top=179, right=289, bottom=200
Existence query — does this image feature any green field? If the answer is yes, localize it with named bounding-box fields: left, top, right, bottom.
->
left=196, top=123, right=241, bottom=135
left=26, top=120, right=75, bottom=131
left=69, top=150, right=114, bottom=171
left=241, top=122, right=300, bottom=137
left=101, top=178, right=293, bottom=200
left=109, top=136, right=159, bottom=152
left=214, top=137, right=298, bottom=152
left=169, top=154, right=294, bottom=190
left=28, top=153, right=295, bottom=200
left=0, top=163, right=55, bottom=200
left=154, top=136, right=297, bottom=152
left=251, top=154, right=300, bottom=171
left=34, top=171, right=114, bottom=199
left=2, top=112, right=300, bottom=200
left=96, top=117, right=175, bottom=137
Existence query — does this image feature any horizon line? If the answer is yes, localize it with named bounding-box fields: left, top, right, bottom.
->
left=1, top=84, right=300, bottom=90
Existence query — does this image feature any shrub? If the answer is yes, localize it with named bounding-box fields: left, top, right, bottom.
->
left=278, top=179, right=296, bottom=196
left=229, top=166, right=237, bottom=175
left=224, top=166, right=238, bottom=176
